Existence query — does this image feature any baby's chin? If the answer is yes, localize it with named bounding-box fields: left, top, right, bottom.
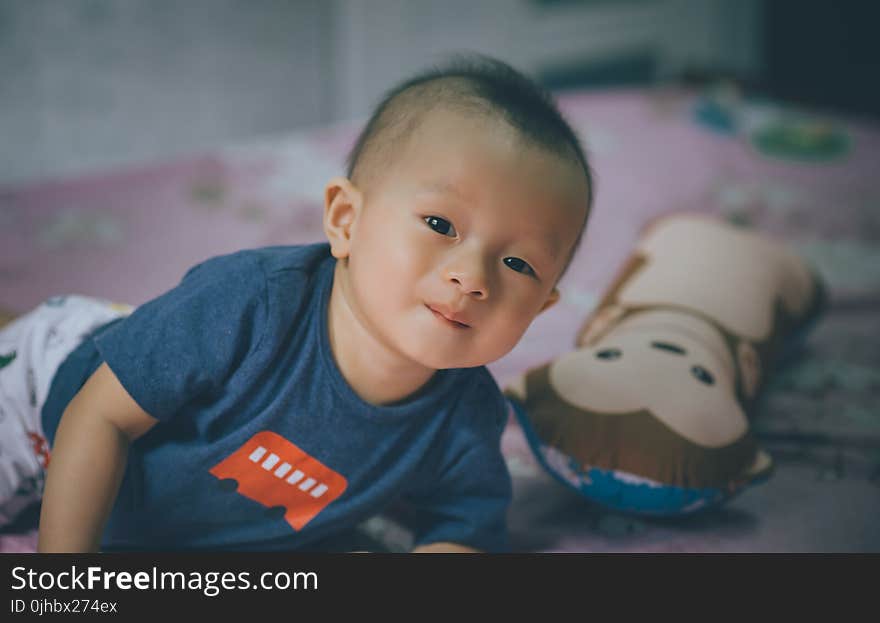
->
left=382, top=309, right=520, bottom=370
left=404, top=341, right=511, bottom=371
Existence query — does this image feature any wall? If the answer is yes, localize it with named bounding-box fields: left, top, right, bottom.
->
left=328, top=0, right=762, bottom=121
left=0, top=0, right=331, bottom=186
left=0, top=0, right=760, bottom=187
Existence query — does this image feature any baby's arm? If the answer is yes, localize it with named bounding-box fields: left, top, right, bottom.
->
left=38, top=362, right=158, bottom=552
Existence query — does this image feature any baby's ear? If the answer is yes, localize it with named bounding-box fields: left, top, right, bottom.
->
left=323, top=177, right=362, bottom=260
left=538, top=287, right=561, bottom=314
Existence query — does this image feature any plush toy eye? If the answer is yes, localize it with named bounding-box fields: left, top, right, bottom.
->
left=691, top=365, right=715, bottom=385
left=650, top=341, right=686, bottom=355
left=595, top=348, right=621, bottom=360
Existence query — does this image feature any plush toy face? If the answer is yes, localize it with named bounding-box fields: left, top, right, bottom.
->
left=505, top=213, right=826, bottom=515
left=552, top=308, right=748, bottom=448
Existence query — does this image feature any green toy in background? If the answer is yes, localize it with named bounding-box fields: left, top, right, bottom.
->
left=751, top=117, right=850, bottom=162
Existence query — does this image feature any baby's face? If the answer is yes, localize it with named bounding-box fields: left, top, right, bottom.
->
left=341, top=109, right=588, bottom=370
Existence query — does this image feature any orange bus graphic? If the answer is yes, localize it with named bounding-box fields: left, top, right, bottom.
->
left=209, top=431, right=347, bottom=531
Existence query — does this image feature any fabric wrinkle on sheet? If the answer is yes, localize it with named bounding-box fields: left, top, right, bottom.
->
left=0, top=295, right=132, bottom=526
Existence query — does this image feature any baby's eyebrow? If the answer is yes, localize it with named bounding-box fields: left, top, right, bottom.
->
left=510, top=228, right=562, bottom=266
left=537, top=240, right=560, bottom=262
left=419, top=180, right=465, bottom=200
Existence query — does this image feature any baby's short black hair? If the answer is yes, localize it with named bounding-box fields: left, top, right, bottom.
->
left=345, top=53, right=595, bottom=283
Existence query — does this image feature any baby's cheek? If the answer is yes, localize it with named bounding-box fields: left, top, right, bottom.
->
left=488, top=314, right=531, bottom=356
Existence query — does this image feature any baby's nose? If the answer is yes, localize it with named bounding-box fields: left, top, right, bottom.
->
left=449, top=275, right=487, bottom=300
left=442, top=245, right=491, bottom=299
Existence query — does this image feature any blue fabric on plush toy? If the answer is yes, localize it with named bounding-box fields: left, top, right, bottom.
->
left=503, top=213, right=827, bottom=516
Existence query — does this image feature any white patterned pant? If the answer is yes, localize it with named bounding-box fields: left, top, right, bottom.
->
left=0, top=295, right=132, bottom=527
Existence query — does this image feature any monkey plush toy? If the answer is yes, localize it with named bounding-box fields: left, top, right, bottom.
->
left=504, top=213, right=827, bottom=515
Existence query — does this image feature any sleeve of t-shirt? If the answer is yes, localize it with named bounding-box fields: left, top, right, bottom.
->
left=92, top=250, right=268, bottom=421
left=404, top=380, right=513, bottom=553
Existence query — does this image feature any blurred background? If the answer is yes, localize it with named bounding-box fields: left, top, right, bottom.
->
left=2, top=0, right=879, bottom=553
left=1, top=0, right=877, bottom=187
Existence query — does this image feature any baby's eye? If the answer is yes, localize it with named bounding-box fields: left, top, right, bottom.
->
left=424, top=216, right=457, bottom=237
left=503, top=257, right=536, bottom=277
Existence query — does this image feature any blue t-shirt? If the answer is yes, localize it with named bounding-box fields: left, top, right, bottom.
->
left=42, top=243, right=512, bottom=551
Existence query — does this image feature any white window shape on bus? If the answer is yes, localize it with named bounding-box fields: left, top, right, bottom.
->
left=247, top=445, right=330, bottom=499
left=286, top=469, right=305, bottom=485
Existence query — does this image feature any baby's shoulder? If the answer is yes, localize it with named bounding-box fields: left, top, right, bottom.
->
left=188, top=243, right=330, bottom=303
left=243, top=242, right=330, bottom=276
left=190, top=242, right=327, bottom=283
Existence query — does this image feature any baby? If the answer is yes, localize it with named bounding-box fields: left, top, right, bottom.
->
left=0, top=55, right=593, bottom=552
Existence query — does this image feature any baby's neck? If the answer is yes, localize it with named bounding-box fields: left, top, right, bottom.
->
left=327, top=264, right=437, bottom=407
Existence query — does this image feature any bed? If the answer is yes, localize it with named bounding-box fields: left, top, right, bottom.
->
left=2, top=86, right=878, bottom=552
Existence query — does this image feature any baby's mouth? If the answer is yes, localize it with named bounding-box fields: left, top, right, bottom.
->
left=425, top=304, right=471, bottom=329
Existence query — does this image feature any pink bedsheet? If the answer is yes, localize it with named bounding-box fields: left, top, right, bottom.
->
left=2, top=87, right=879, bottom=552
